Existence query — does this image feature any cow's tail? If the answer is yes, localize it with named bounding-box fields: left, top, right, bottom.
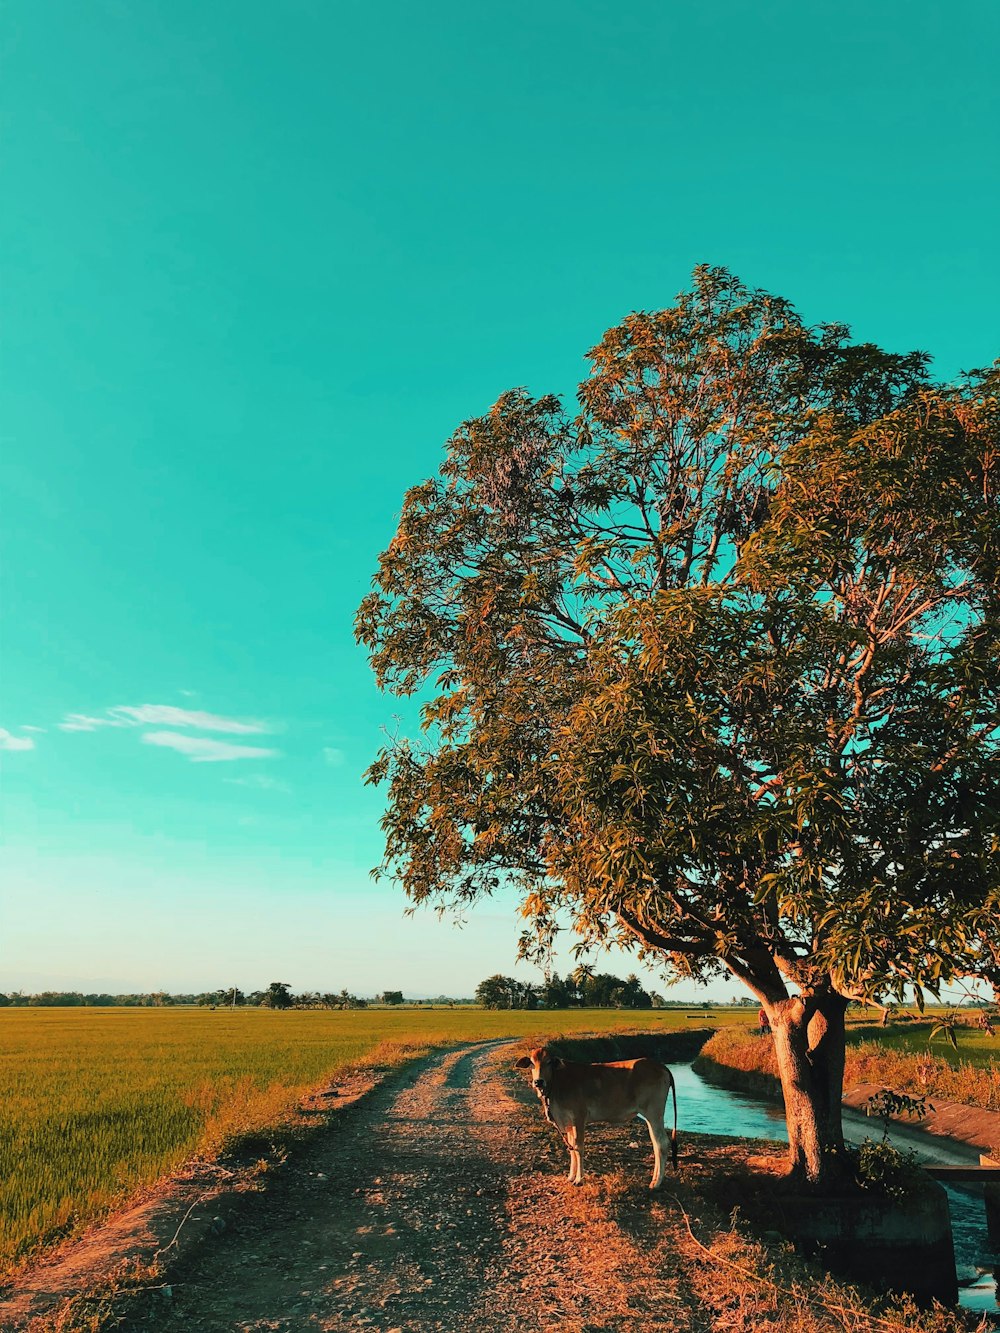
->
left=668, top=1067, right=678, bottom=1170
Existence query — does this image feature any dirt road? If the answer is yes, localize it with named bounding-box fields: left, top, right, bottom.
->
left=126, top=1040, right=708, bottom=1333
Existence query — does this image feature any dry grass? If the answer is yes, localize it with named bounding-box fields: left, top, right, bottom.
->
left=22, top=1257, right=166, bottom=1333
left=672, top=1143, right=982, bottom=1333
left=845, top=1021, right=1000, bottom=1110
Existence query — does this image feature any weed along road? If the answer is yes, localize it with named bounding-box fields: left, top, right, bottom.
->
left=129, top=1039, right=712, bottom=1332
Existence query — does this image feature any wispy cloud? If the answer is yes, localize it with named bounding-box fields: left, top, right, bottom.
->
left=21, top=725, right=46, bottom=733
left=142, top=732, right=281, bottom=763
left=112, top=704, right=270, bottom=733
left=60, top=704, right=271, bottom=734
left=0, top=728, right=35, bottom=752
left=55, top=701, right=281, bottom=765
left=59, top=713, right=131, bottom=732
left=322, top=747, right=345, bottom=766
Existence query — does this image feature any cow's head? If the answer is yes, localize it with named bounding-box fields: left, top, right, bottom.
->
left=514, top=1046, right=564, bottom=1096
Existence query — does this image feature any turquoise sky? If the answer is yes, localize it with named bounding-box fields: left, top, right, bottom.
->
left=2, top=1, right=998, bottom=996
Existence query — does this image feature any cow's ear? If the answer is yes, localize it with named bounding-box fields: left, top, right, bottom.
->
left=513, top=1055, right=532, bottom=1069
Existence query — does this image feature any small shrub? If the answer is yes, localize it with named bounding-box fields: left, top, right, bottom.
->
left=853, top=1139, right=925, bottom=1200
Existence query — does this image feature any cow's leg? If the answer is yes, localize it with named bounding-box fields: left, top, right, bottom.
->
left=564, top=1121, right=584, bottom=1185
left=639, top=1112, right=668, bottom=1189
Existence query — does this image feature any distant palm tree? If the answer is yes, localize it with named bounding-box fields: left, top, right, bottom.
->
left=570, top=963, right=594, bottom=1004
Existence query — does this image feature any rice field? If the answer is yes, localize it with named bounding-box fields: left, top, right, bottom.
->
left=0, top=1004, right=719, bottom=1278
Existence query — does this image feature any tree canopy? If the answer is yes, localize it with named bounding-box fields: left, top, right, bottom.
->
left=263, top=981, right=294, bottom=1010
left=474, top=970, right=653, bottom=1009
left=356, top=267, right=999, bottom=1178
left=474, top=974, right=539, bottom=1010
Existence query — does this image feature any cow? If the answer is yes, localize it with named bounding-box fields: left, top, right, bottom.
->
left=514, top=1046, right=678, bottom=1189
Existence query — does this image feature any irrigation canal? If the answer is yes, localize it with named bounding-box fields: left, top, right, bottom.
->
left=670, top=1061, right=998, bottom=1324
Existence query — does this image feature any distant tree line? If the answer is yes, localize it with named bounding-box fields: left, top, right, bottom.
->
left=474, top=969, right=662, bottom=1010
left=0, top=984, right=468, bottom=1009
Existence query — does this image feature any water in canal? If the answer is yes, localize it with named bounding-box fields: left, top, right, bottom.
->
left=670, top=1061, right=998, bottom=1323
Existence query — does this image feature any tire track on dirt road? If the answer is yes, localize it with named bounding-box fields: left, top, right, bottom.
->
left=126, top=1039, right=703, bottom=1332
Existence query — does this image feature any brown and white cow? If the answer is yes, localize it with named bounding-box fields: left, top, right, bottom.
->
left=514, top=1046, right=678, bottom=1189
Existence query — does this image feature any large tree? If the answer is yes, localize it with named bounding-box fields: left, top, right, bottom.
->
left=356, top=268, right=1000, bottom=1185
left=263, top=981, right=293, bottom=1010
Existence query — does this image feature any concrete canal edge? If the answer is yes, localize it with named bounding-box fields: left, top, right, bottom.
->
left=772, top=1180, right=958, bottom=1307
left=841, top=1082, right=1000, bottom=1257
left=692, top=1049, right=1000, bottom=1305
left=841, top=1080, right=1000, bottom=1158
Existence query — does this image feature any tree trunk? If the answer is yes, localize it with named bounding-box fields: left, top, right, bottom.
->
left=765, top=990, right=849, bottom=1186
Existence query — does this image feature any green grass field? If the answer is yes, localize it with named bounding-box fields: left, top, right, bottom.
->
left=0, top=1005, right=723, bottom=1278
left=846, top=1018, right=1000, bottom=1068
